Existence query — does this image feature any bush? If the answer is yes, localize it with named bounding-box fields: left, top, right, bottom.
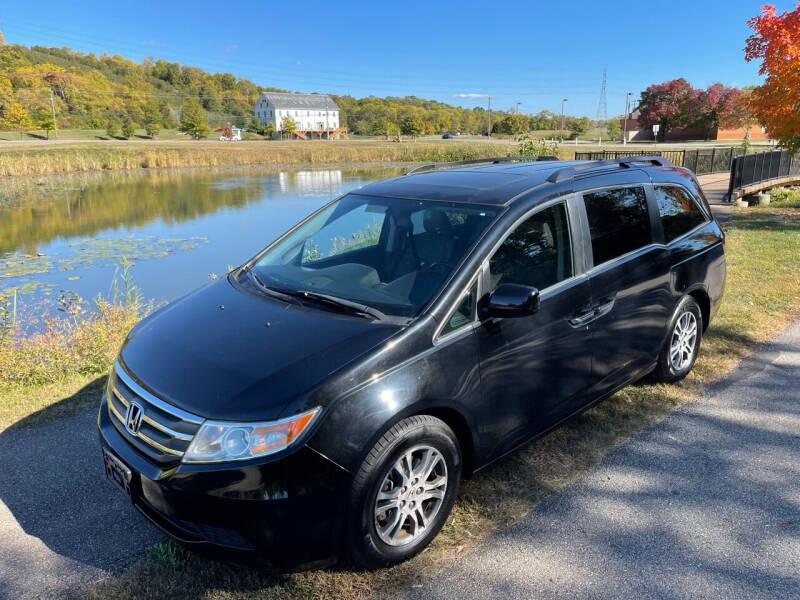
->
left=105, top=119, right=120, bottom=138
left=121, top=118, right=135, bottom=139
left=517, top=135, right=558, bottom=157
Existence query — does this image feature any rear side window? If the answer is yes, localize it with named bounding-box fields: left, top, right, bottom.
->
left=583, top=186, right=651, bottom=266
left=655, top=186, right=708, bottom=243
left=490, top=202, right=573, bottom=291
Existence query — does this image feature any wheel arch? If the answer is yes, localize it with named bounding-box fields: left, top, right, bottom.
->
left=686, top=286, right=711, bottom=332
left=406, top=405, right=477, bottom=478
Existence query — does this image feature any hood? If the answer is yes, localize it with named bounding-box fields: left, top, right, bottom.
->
left=118, top=277, right=403, bottom=421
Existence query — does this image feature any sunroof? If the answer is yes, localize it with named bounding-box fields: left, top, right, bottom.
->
left=405, top=170, right=527, bottom=190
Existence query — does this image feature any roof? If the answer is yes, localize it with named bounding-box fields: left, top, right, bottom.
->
left=356, top=157, right=679, bottom=206
left=258, top=92, right=338, bottom=111
left=357, top=161, right=581, bottom=206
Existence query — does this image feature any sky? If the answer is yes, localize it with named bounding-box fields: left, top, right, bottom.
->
left=0, top=0, right=792, bottom=117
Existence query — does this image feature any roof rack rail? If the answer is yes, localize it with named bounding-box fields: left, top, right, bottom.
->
left=546, top=155, right=672, bottom=183
left=404, top=155, right=559, bottom=176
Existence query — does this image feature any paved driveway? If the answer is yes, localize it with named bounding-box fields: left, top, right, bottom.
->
left=409, top=319, right=800, bottom=600
left=0, top=406, right=162, bottom=600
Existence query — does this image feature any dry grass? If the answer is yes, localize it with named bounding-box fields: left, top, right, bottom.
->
left=0, top=296, right=140, bottom=431
left=0, top=140, right=515, bottom=178
left=68, top=203, right=800, bottom=600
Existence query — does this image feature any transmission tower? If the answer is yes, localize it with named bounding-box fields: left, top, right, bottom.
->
left=596, top=69, right=608, bottom=125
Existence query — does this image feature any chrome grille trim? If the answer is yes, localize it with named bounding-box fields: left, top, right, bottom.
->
left=136, top=432, right=184, bottom=456
left=141, top=415, right=195, bottom=441
left=108, top=361, right=204, bottom=460
left=113, top=361, right=203, bottom=424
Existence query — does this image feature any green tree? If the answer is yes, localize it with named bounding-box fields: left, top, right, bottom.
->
left=5, top=102, right=32, bottom=138
left=569, top=116, right=591, bottom=139
left=121, top=116, right=135, bottom=139
left=263, top=122, right=275, bottom=138
left=400, top=115, right=422, bottom=139
left=38, top=112, right=55, bottom=139
left=142, top=101, right=162, bottom=138
left=179, top=98, right=210, bottom=139
left=606, top=118, right=621, bottom=140
left=281, top=115, right=296, bottom=138
left=247, top=116, right=263, bottom=135
left=105, top=118, right=120, bottom=138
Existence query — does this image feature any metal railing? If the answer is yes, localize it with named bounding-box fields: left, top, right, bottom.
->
left=727, top=150, right=800, bottom=197
left=574, top=147, right=746, bottom=175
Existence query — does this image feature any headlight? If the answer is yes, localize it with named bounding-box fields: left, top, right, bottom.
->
left=182, top=408, right=320, bottom=464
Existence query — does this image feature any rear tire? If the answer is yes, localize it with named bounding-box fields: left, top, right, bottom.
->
left=346, top=415, right=461, bottom=568
left=652, top=296, right=703, bottom=383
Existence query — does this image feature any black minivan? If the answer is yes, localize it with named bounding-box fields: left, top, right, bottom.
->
left=99, top=156, right=725, bottom=568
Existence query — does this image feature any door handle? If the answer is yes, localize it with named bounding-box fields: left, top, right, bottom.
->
left=593, top=297, right=616, bottom=318
left=568, top=310, right=595, bottom=327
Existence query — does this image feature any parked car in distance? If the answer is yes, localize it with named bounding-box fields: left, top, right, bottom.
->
left=99, top=156, right=725, bottom=569
left=442, top=132, right=454, bottom=139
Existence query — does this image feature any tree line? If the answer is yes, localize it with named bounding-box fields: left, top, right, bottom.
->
left=0, top=41, right=599, bottom=139
left=635, top=79, right=754, bottom=142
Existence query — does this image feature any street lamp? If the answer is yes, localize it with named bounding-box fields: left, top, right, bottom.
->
left=623, top=92, right=632, bottom=146
left=560, top=98, right=568, bottom=133
left=515, top=101, right=521, bottom=115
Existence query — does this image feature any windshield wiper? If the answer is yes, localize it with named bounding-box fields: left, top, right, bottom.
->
left=245, top=269, right=299, bottom=305
left=274, top=288, right=386, bottom=321
left=242, top=268, right=386, bottom=320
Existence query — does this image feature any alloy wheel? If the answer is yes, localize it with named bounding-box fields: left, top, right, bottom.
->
left=373, top=444, right=448, bottom=547
left=670, top=310, right=698, bottom=371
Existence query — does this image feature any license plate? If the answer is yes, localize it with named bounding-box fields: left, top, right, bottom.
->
left=103, top=448, right=133, bottom=498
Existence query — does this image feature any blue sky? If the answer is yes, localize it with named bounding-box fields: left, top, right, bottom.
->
left=0, top=0, right=790, bottom=116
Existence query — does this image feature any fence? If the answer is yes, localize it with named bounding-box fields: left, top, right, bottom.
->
left=727, top=150, right=800, bottom=197
left=574, top=147, right=746, bottom=175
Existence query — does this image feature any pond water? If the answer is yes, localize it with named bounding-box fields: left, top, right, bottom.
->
left=0, top=166, right=403, bottom=333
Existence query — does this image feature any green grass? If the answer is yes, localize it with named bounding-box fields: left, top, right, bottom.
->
left=0, top=128, right=196, bottom=142
left=27, top=205, right=792, bottom=599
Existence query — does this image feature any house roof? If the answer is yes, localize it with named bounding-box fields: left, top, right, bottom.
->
left=258, top=92, right=338, bottom=111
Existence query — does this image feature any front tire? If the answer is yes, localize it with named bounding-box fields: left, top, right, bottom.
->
left=652, top=295, right=703, bottom=383
left=346, top=415, right=461, bottom=568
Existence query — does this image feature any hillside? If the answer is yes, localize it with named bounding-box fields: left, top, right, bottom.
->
left=0, top=39, right=507, bottom=136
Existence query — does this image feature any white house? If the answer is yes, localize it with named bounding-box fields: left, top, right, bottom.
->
left=253, top=92, right=339, bottom=136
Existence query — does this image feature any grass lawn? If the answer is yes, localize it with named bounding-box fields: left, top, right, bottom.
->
left=1, top=189, right=798, bottom=600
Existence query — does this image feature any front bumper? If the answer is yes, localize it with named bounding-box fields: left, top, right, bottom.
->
left=98, top=396, right=351, bottom=567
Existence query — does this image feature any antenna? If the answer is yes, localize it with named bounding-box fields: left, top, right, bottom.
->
left=596, top=69, right=608, bottom=125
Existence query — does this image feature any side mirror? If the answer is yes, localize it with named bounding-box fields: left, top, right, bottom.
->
left=485, top=283, right=540, bottom=318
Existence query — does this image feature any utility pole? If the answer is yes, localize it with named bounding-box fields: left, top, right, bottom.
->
left=623, top=92, right=632, bottom=146
left=560, top=98, right=568, bottom=133
left=487, top=95, right=492, bottom=136
left=515, top=101, right=521, bottom=115
left=49, top=88, right=58, bottom=139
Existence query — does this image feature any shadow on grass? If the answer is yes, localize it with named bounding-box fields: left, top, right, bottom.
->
left=727, top=213, right=800, bottom=231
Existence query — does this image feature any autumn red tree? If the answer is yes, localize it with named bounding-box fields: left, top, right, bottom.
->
left=745, top=3, right=800, bottom=152
left=636, top=78, right=694, bottom=141
left=688, top=84, right=745, bottom=140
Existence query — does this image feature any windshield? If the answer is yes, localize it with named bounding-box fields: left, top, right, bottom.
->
left=251, top=193, right=498, bottom=317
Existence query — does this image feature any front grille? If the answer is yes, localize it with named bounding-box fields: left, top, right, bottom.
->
left=108, top=361, right=203, bottom=465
